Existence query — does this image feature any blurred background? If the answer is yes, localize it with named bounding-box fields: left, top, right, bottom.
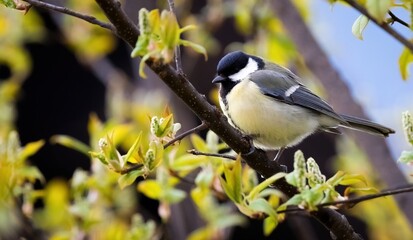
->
left=0, top=0, right=412, bottom=239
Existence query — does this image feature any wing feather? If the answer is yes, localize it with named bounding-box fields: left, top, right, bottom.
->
left=250, top=70, right=346, bottom=123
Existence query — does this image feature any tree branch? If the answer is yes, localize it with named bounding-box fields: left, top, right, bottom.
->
left=319, top=185, right=413, bottom=208
left=388, top=11, right=410, bottom=28
left=23, top=0, right=115, bottom=31
left=342, top=0, right=413, bottom=52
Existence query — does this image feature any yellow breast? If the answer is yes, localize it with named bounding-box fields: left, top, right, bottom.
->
left=221, top=80, right=320, bottom=150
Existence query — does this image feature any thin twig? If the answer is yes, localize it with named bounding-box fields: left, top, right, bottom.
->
left=343, top=0, right=413, bottom=52
left=187, top=149, right=237, bottom=160
left=164, top=121, right=208, bottom=148
left=276, top=185, right=413, bottom=214
left=388, top=11, right=410, bottom=28
left=318, top=185, right=413, bottom=208
left=23, top=0, right=115, bottom=31
left=167, top=0, right=184, bottom=74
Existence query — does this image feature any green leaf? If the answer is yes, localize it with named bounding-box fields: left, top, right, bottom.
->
left=1, top=0, right=16, bottom=8
left=158, top=114, right=174, bottom=137
left=247, top=172, right=286, bottom=201
left=248, top=198, right=277, bottom=220
left=138, top=180, right=162, bottom=199
left=51, top=135, right=90, bottom=155
left=163, top=188, right=186, bottom=203
left=161, top=10, right=180, bottom=49
left=399, top=47, right=413, bottom=80
left=118, top=169, right=143, bottom=190
left=221, top=157, right=242, bottom=203
left=190, top=134, right=208, bottom=152
left=398, top=150, right=413, bottom=164
left=17, top=166, right=45, bottom=183
left=123, top=133, right=143, bottom=164
left=352, top=15, right=369, bottom=40
left=366, top=0, right=392, bottom=22
left=180, top=40, right=208, bottom=60
left=171, top=155, right=208, bottom=171
left=326, top=170, right=346, bottom=186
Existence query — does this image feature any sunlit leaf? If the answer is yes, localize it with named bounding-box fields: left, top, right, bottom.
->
left=123, top=133, right=142, bottom=163
left=247, top=172, right=286, bottom=201
left=18, top=139, right=45, bottom=162
left=190, top=134, right=208, bottom=152
left=180, top=40, right=208, bottom=60
left=352, top=15, right=369, bottom=40
left=51, top=135, right=89, bottom=155
left=118, top=169, right=144, bottom=190
left=399, top=47, right=413, bottom=80
left=366, top=0, right=392, bottom=22
left=339, top=173, right=367, bottom=186
left=137, top=180, right=162, bottom=199
left=263, top=216, right=278, bottom=236
left=171, top=154, right=207, bottom=171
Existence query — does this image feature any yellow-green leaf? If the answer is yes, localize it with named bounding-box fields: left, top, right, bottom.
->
left=399, top=47, right=413, bottom=80
left=248, top=198, right=277, bottom=220
left=190, top=134, right=208, bottom=152
left=344, top=186, right=378, bottom=197
left=247, top=172, right=286, bottom=201
left=366, top=0, right=392, bottom=23
left=263, top=217, right=278, bottom=236
left=118, top=169, right=143, bottom=190
left=123, top=133, right=142, bottom=163
left=171, top=155, right=208, bottom=171
left=339, top=173, right=367, bottom=186
left=138, top=180, right=162, bottom=199
left=19, top=140, right=45, bottom=162
left=352, top=15, right=369, bottom=40
left=180, top=40, right=208, bottom=60
left=51, top=135, right=89, bottom=155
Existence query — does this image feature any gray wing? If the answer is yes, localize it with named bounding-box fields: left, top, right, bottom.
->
left=250, top=70, right=346, bottom=123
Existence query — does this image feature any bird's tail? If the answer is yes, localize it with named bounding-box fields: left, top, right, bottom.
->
left=339, top=114, right=395, bottom=137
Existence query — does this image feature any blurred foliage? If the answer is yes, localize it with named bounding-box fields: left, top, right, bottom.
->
left=62, top=0, right=116, bottom=61
left=399, top=111, right=413, bottom=171
left=335, top=138, right=413, bottom=240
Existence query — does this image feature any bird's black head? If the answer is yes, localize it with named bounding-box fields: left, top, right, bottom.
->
left=212, top=51, right=264, bottom=83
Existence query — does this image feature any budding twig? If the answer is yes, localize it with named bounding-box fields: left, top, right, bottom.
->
left=164, top=121, right=208, bottom=148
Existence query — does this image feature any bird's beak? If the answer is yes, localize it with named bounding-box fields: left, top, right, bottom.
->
left=212, top=75, right=227, bottom=83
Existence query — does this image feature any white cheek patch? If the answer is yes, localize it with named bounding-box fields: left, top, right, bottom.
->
left=228, top=57, right=259, bottom=81
left=285, top=85, right=300, bottom=97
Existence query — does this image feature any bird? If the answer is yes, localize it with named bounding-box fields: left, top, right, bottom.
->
left=212, top=51, right=395, bottom=161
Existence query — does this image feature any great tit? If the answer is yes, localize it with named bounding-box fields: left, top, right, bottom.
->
left=212, top=51, right=395, bottom=161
